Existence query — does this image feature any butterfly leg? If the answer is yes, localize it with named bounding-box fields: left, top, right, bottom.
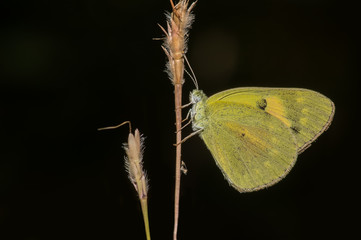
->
left=182, top=108, right=192, bottom=122
left=174, top=107, right=194, bottom=133
left=175, top=101, right=193, bottom=110
left=174, top=108, right=192, bottom=131
left=173, top=128, right=203, bottom=146
left=175, top=118, right=192, bottom=133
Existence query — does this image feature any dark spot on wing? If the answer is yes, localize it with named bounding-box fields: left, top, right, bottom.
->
left=290, top=125, right=300, bottom=134
left=241, top=133, right=245, bottom=137
left=257, top=98, right=267, bottom=110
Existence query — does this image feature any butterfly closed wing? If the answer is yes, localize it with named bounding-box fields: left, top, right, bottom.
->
left=190, top=87, right=335, bottom=192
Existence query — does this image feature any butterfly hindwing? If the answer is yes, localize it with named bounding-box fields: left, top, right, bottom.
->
left=200, top=101, right=298, bottom=192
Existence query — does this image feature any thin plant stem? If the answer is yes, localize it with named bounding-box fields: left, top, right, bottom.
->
left=160, top=1, right=196, bottom=239
left=139, top=184, right=151, bottom=240
left=174, top=83, right=182, bottom=240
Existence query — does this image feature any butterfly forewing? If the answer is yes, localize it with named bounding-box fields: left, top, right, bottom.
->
left=207, top=88, right=335, bottom=152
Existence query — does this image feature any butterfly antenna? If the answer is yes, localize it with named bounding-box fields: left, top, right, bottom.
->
left=184, top=68, right=196, bottom=89
left=184, top=55, right=199, bottom=90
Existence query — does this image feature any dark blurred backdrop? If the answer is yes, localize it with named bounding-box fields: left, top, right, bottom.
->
left=1, top=0, right=358, bottom=239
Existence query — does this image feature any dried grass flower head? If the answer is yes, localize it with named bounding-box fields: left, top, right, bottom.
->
left=123, top=129, right=148, bottom=198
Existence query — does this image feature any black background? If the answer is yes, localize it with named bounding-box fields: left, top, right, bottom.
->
left=1, top=0, right=359, bottom=239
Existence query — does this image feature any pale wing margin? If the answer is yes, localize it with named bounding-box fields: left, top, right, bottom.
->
left=200, top=102, right=298, bottom=192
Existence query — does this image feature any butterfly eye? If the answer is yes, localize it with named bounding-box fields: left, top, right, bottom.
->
left=191, top=92, right=200, bottom=103
left=193, top=95, right=200, bottom=103
left=191, top=90, right=206, bottom=104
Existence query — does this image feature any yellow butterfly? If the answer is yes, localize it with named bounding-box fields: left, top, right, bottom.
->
left=190, top=87, right=335, bottom=192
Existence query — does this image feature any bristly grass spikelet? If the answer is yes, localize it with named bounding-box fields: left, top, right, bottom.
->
left=123, top=129, right=148, bottom=200
left=123, top=129, right=151, bottom=240
left=161, top=0, right=196, bottom=85
left=98, top=122, right=151, bottom=240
